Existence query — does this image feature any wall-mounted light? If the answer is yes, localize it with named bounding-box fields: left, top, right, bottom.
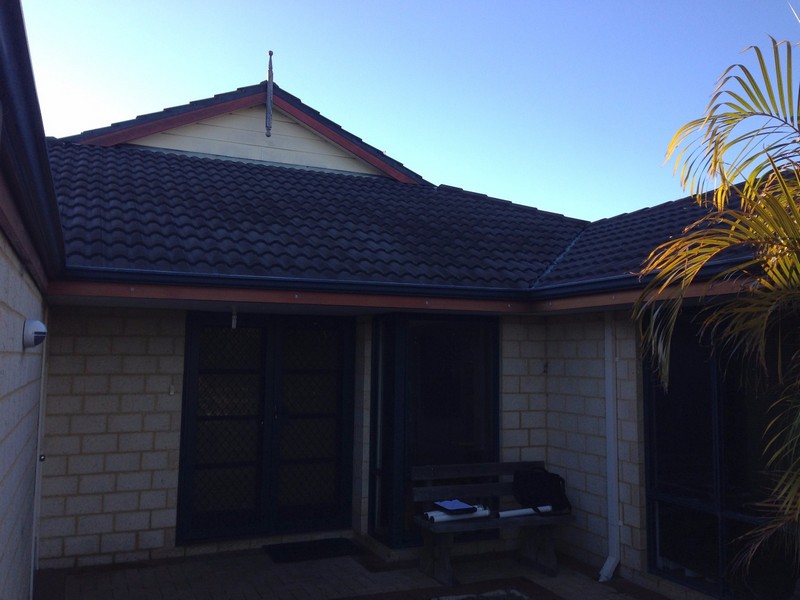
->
left=23, top=319, right=47, bottom=348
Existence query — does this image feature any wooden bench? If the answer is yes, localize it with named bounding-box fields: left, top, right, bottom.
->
left=411, top=461, right=572, bottom=585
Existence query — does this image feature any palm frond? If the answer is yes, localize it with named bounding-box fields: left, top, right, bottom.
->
left=644, top=34, right=800, bottom=576
left=636, top=162, right=800, bottom=384
left=667, top=38, right=800, bottom=210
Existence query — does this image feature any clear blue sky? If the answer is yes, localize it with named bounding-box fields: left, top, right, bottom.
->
left=19, top=0, right=800, bottom=221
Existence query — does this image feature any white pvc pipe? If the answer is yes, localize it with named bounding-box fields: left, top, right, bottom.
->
left=599, top=312, right=621, bottom=582
left=30, top=305, right=49, bottom=598
left=498, top=506, right=552, bottom=518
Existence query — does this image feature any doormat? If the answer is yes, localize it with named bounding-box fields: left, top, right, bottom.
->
left=332, top=577, right=566, bottom=600
left=354, top=553, right=418, bottom=572
left=263, top=538, right=363, bottom=563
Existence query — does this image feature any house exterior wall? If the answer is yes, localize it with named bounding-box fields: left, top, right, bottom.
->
left=0, top=229, right=47, bottom=600
left=38, top=307, right=667, bottom=592
left=38, top=307, right=186, bottom=569
left=500, top=317, right=548, bottom=462
left=131, top=106, right=384, bottom=176
left=500, top=313, right=647, bottom=580
left=38, top=307, right=374, bottom=569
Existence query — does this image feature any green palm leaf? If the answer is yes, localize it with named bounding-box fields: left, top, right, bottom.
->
left=641, top=36, right=800, bottom=573
left=667, top=39, right=800, bottom=210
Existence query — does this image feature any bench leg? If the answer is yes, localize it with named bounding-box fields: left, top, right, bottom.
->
left=519, top=524, right=558, bottom=576
left=419, top=530, right=457, bottom=586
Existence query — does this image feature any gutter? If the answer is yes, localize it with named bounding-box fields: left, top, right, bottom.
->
left=54, top=252, right=750, bottom=312
left=56, top=264, right=538, bottom=303
left=531, top=254, right=749, bottom=302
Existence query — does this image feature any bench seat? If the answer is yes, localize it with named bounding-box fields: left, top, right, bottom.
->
left=412, top=461, right=572, bottom=585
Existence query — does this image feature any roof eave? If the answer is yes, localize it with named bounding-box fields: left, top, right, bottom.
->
left=0, top=0, right=65, bottom=283
left=529, top=259, right=748, bottom=312
left=55, top=264, right=536, bottom=303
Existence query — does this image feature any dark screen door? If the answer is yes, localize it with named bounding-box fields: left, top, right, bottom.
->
left=178, top=314, right=354, bottom=542
left=271, top=322, right=352, bottom=530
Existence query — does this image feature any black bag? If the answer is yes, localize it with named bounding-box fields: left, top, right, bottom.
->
left=512, top=466, right=571, bottom=515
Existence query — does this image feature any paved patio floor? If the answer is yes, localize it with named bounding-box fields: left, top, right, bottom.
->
left=34, top=549, right=685, bottom=600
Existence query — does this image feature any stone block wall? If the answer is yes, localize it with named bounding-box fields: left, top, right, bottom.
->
left=501, top=312, right=645, bottom=575
left=37, top=305, right=648, bottom=576
left=38, top=307, right=185, bottom=568
left=500, top=317, right=548, bottom=461
left=545, top=313, right=609, bottom=564
left=613, top=316, right=646, bottom=577
left=0, top=230, right=47, bottom=600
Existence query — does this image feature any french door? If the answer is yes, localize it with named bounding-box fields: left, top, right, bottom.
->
left=177, top=313, right=354, bottom=542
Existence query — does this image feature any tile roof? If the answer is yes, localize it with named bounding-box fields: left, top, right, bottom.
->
left=48, top=141, right=588, bottom=297
left=535, top=197, right=711, bottom=293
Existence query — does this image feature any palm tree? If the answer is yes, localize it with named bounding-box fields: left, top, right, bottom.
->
left=635, top=37, right=800, bottom=569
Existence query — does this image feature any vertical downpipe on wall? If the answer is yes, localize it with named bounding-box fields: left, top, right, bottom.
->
left=599, top=312, right=621, bottom=582
left=30, top=305, right=48, bottom=598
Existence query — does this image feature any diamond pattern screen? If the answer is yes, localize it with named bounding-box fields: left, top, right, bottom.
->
left=276, top=325, right=342, bottom=513
left=192, top=327, right=263, bottom=520
left=182, top=319, right=350, bottom=538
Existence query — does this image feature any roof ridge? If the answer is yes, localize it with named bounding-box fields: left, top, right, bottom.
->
left=531, top=223, right=591, bottom=289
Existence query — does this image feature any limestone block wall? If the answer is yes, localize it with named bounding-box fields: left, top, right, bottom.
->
left=612, top=317, right=646, bottom=578
left=38, top=308, right=377, bottom=568
left=37, top=305, right=647, bottom=574
left=500, top=317, right=548, bottom=461
left=38, top=307, right=185, bottom=569
left=501, top=312, right=645, bottom=576
left=545, top=313, right=608, bottom=564
left=0, top=230, right=47, bottom=600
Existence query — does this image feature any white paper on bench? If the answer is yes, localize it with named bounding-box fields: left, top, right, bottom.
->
left=424, top=506, right=490, bottom=522
left=497, top=506, right=552, bottom=518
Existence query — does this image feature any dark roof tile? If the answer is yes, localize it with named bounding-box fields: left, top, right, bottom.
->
left=48, top=141, right=588, bottom=295
left=536, top=197, right=711, bottom=290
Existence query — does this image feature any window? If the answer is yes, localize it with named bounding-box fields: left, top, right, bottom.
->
left=645, top=313, right=797, bottom=598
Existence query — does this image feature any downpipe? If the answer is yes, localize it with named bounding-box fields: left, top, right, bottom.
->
left=598, top=312, right=621, bottom=582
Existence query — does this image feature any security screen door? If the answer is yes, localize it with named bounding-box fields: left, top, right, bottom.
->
left=177, top=314, right=354, bottom=542
left=369, top=316, right=498, bottom=547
